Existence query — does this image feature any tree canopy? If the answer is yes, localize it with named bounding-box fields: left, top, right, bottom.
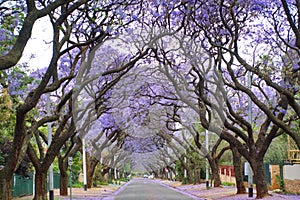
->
left=0, top=0, right=300, bottom=199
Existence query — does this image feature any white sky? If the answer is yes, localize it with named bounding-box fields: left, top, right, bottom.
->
left=18, top=17, right=53, bottom=70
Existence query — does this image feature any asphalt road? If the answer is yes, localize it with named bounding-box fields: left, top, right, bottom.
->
left=104, top=179, right=202, bottom=200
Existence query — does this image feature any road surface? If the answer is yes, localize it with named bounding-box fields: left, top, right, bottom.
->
left=104, top=179, right=202, bottom=200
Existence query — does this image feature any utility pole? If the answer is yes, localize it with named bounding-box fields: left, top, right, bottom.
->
left=47, top=93, right=54, bottom=200
left=205, top=129, right=209, bottom=189
left=247, top=71, right=254, bottom=197
left=82, top=138, right=87, bottom=191
left=184, top=156, right=187, bottom=179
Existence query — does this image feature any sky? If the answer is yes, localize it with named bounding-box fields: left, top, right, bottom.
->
left=18, top=17, right=53, bottom=70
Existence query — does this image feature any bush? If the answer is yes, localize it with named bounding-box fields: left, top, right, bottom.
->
left=96, top=181, right=109, bottom=186
left=276, top=175, right=285, bottom=191
left=119, top=177, right=130, bottom=182
left=72, top=182, right=84, bottom=188
left=182, top=177, right=188, bottom=185
left=221, top=182, right=235, bottom=186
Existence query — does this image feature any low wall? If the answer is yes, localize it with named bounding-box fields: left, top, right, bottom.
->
left=283, top=164, right=300, bottom=193
left=220, top=174, right=236, bottom=184
left=269, top=165, right=280, bottom=190
left=219, top=164, right=281, bottom=189
left=219, top=165, right=236, bottom=184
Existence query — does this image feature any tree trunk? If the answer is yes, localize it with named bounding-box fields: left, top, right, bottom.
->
left=86, top=155, right=99, bottom=188
left=231, top=145, right=246, bottom=194
left=207, top=155, right=221, bottom=187
left=60, top=172, right=68, bottom=196
left=187, top=168, right=193, bottom=184
left=59, top=166, right=68, bottom=195
left=0, top=112, right=31, bottom=200
left=194, top=169, right=201, bottom=184
left=58, top=155, right=68, bottom=195
left=34, top=171, right=47, bottom=200
left=0, top=171, right=13, bottom=200
left=211, top=163, right=221, bottom=187
left=251, top=159, right=269, bottom=199
left=101, top=166, right=110, bottom=182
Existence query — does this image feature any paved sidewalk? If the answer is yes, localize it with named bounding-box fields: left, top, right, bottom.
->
left=57, top=184, right=121, bottom=200
left=14, top=180, right=300, bottom=200
left=161, top=180, right=300, bottom=200
left=14, top=184, right=122, bottom=200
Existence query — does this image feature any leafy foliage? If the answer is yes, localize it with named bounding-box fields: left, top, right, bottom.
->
left=264, top=134, right=288, bottom=164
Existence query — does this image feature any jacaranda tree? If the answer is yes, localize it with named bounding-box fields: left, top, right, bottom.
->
left=0, top=0, right=144, bottom=199
left=1, top=0, right=300, bottom=199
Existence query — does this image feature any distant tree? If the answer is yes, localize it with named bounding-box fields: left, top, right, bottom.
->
left=58, top=136, right=82, bottom=196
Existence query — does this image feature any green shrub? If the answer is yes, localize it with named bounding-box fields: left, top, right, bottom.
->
left=97, top=181, right=109, bottom=186
left=276, top=175, right=285, bottom=191
left=72, top=182, right=84, bottom=188
left=221, top=182, right=235, bottom=186
left=182, top=177, right=188, bottom=185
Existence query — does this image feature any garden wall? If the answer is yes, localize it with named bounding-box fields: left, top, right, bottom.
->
left=283, top=164, right=300, bottom=194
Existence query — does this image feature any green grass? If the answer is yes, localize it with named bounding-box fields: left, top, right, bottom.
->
left=96, top=181, right=109, bottom=186
left=221, top=182, right=235, bottom=186
left=72, top=182, right=84, bottom=188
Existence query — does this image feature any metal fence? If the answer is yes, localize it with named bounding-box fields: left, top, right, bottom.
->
left=12, top=173, right=34, bottom=197
left=12, top=172, right=60, bottom=197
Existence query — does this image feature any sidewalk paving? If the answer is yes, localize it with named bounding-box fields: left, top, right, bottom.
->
left=56, top=184, right=121, bottom=200
left=15, top=180, right=300, bottom=200
left=161, top=180, right=300, bottom=200
left=14, top=184, right=122, bottom=200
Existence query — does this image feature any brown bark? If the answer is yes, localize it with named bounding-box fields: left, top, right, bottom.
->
left=60, top=172, right=68, bottom=196
left=207, top=155, right=221, bottom=187
left=0, top=110, right=33, bottom=200
left=231, top=145, right=246, bottom=194
left=27, top=144, right=48, bottom=200
left=58, top=156, right=68, bottom=196
left=251, top=158, right=269, bottom=199
left=86, top=153, right=99, bottom=188
left=0, top=172, right=12, bottom=200
left=58, top=137, right=81, bottom=195
left=194, top=169, right=201, bottom=184
left=186, top=161, right=193, bottom=184
left=101, top=166, right=110, bottom=178
left=33, top=171, right=47, bottom=200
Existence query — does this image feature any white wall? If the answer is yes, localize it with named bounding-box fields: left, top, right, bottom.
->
left=283, top=164, right=300, bottom=180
